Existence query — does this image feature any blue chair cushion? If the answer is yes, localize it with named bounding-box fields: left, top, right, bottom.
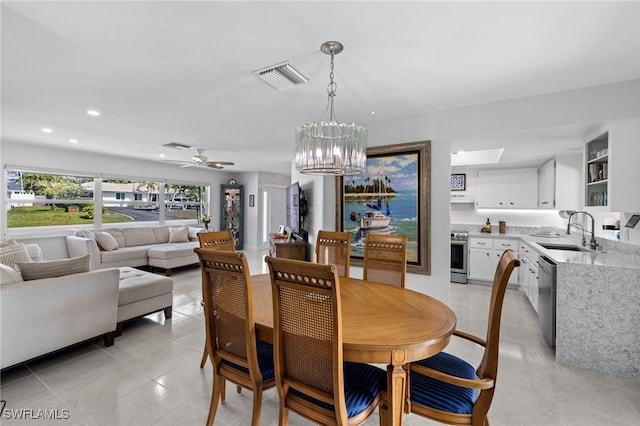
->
left=221, top=340, right=275, bottom=380
left=410, top=352, right=479, bottom=414
left=290, top=362, right=387, bottom=418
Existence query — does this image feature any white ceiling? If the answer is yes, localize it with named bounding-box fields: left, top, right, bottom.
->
left=2, top=1, right=639, bottom=174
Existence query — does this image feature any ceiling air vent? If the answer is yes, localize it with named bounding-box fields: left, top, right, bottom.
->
left=254, top=61, right=310, bottom=91
left=163, top=142, right=193, bottom=150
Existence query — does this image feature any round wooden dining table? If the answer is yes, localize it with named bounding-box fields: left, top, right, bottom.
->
left=249, top=273, right=457, bottom=426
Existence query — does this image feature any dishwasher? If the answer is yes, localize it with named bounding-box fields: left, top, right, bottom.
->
left=538, top=256, right=557, bottom=346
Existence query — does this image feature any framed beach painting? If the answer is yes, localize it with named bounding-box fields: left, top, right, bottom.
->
left=335, top=140, right=431, bottom=275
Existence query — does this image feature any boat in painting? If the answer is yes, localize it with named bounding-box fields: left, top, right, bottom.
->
left=359, top=211, right=391, bottom=230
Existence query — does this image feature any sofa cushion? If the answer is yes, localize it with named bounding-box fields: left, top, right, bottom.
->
left=103, top=228, right=126, bottom=247
left=95, top=231, right=119, bottom=251
left=0, top=243, right=33, bottom=270
left=118, top=267, right=173, bottom=306
left=122, top=227, right=157, bottom=247
left=100, top=246, right=150, bottom=264
left=0, top=263, right=23, bottom=284
left=168, top=227, right=189, bottom=243
left=152, top=226, right=170, bottom=244
left=17, top=255, right=91, bottom=281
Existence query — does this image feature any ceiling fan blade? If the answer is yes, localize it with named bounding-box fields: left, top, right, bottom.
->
left=162, top=160, right=191, bottom=164
left=206, top=163, right=224, bottom=169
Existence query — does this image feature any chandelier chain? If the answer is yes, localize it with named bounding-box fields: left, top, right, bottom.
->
left=326, top=51, right=338, bottom=122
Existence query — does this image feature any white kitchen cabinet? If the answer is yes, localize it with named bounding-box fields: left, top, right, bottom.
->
left=519, top=241, right=539, bottom=314
left=468, top=246, right=494, bottom=281
left=584, top=118, right=640, bottom=212
left=493, top=239, right=519, bottom=285
left=538, top=159, right=555, bottom=209
left=476, top=168, right=538, bottom=209
left=468, top=237, right=518, bottom=284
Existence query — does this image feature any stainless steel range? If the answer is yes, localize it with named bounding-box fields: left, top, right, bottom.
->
left=450, top=232, right=468, bottom=283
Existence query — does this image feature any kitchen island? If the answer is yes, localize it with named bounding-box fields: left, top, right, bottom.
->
left=466, top=230, right=640, bottom=383
left=520, top=235, right=640, bottom=383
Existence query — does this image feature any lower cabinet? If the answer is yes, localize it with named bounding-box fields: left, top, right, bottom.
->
left=468, top=246, right=494, bottom=281
left=519, top=241, right=539, bottom=314
left=468, top=237, right=518, bottom=284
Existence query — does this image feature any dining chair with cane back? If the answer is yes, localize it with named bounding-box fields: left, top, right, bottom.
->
left=265, top=256, right=387, bottom=426
left=407, top=249, right=521, bottom=426
left=198, top=229, right=236, bottom=369
left=362, top=233, right=408, bottom=288
left=197, top=229, right=236, bottom=251
left=316, top=230, right=352, bottom=278
left=195, top=248, right=275, bottom=426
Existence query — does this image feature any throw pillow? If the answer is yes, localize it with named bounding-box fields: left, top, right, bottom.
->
left=94, top=231, right=119, bottom=251
left=0, top=244, right=33, bottom=270
left=0, top=238, right=17, bottom=248
left=0, top=263, right=23, bottom=284
left=152, top=226, right=170, bottom=244
left=168, top=227, right=189, bottom=243
left=17, top=255, right=90, bottom=281
left=188, top=227, right=202, bottom=240
left=81, top=229, right=96, bottom=239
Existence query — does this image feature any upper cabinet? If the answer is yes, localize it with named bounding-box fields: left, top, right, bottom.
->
left=476, top=168, right=538, bottom=209
left=538, top=159, right=555, bottom=209
left=584, top=119, right=640, bottom=212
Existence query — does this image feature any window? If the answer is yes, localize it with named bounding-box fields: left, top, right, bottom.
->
left=5, top=170, right=210, bottom=231
left=5, top=171, right=97, bottom=228
left=164, top=183, right=207, bottom=221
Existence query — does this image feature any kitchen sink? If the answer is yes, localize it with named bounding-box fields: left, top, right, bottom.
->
left=538, top=243, right=590, bottom=252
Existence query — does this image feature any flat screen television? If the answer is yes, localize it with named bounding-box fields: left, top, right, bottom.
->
left=285, top=182, right=300, bottom=235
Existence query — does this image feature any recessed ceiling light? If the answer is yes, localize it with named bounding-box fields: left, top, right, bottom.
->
left=371, top=111, right=376, bottom=115
left=86, top=109, right=101, bottom=116
left=69, top=139, right=78, bottom=144
left=41, top=128, right=52, bottom=133
left=159, top=154, right=165, bottom=158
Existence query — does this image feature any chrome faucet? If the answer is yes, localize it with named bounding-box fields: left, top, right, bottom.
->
left=566, top=210, right=598, bottom=250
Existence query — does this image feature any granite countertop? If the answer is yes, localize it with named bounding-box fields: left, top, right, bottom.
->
left=468, top=231, right=640, bottom=269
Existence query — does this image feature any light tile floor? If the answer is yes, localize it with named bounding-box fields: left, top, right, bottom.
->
left=1, top=250, right=639, bottom=425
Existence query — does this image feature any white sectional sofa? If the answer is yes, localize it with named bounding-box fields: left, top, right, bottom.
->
left=66, top=225, right=201, bottom=275
left=1, top=243, right=120, bottom=369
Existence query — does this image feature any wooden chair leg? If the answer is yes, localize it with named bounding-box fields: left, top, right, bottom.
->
left=237, top=385, right=242, bottom=395
left=206, top=375, right=224, bottom=426
left=200, top=342, right=209, bottom=368
left=250, top=387, right=263, bottom=426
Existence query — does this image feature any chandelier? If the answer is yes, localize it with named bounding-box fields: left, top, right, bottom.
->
left=295, top=41, right=367, bottom=175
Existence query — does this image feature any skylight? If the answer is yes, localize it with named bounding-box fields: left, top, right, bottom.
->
left=451, top=148, right=504, bottom=166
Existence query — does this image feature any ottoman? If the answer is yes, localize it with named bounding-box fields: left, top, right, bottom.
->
left=147, top=242, right=199, bottom=276
left=116, top=267, right=174, bottom=335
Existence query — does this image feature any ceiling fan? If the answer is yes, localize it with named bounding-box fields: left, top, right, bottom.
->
left=163, top=149, right=234, bottom=169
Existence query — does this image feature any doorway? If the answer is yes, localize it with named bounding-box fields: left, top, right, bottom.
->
left=261, top=184, right=286, bottom=249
